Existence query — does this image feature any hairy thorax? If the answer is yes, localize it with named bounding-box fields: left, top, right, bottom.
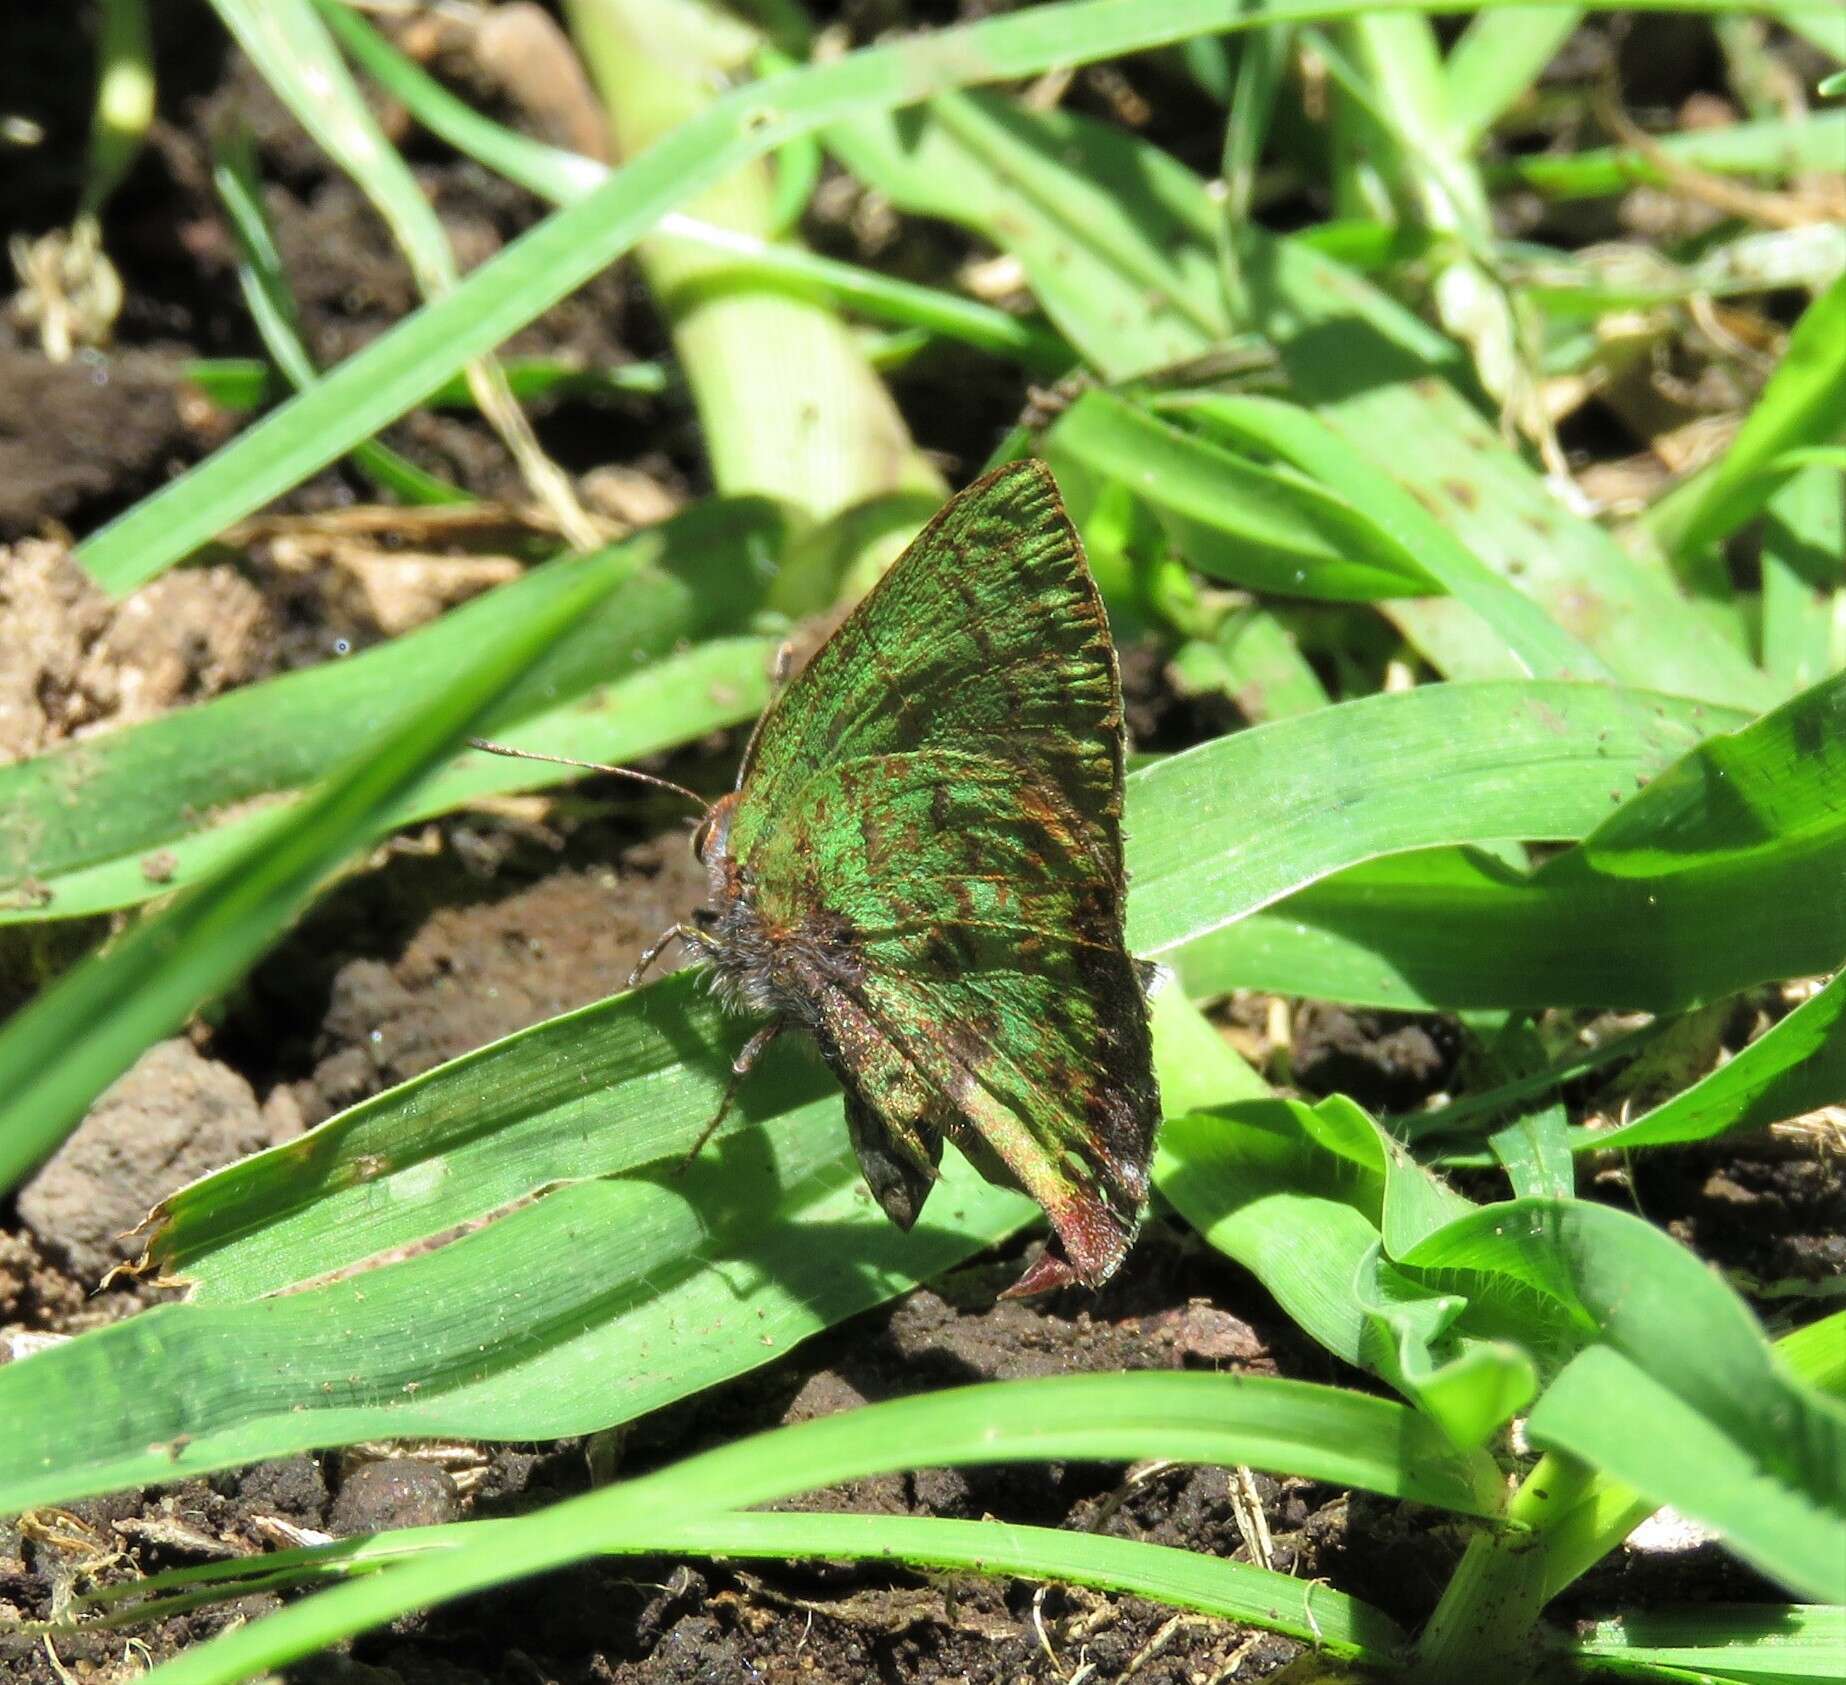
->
left=683, top=791, right=858, bottom=1033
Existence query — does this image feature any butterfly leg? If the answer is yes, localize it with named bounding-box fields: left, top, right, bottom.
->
left=629, top=924, right=692, bottom=989
left=677, top=1020, right=784, bottom=1170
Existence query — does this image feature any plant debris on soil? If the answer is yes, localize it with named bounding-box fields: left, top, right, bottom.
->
left=2, top=7, right=1841, bottom=1683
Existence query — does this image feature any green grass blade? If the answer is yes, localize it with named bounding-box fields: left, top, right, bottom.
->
left=1165, top=1092, right=1846, bottom=1618
left=0, top=529, right=664, bottom=1193
left=6, top=638, right=770, bottom=926
left=1176, top=841, right=1836, bottom=1013
left=1176, top=670, right=1846, bottom=1011
left=1426, top=1202, right=1846, bottom=1603
left=1479, top=1024, right=1577, bottom=1200
left=0, top=499, right=782, bottom=922
left=1126, top=679, right=1737, bottom=957
left=1046, top=389, right=1432, bottom=601
left=1761, top=463, right=1846, bottom=691
left=91, top=1509, right=1406, bottom=1661
left=0, top=1079, right=1023, bottom=1509
left=216, top=0, right=594, bottom=541
left=129, top=1372, right=1476, bottom=1684
left=318, top=0, right=1070, bottom=373
left=1240, top=229, right=1780, bottom=709
left=1486, top=110, right=1846, bottom=200
left=569, top=0, right=945, bottom=542
left=1643, top=273, right=1846, bottom=564
left=213, top=0, right=453, bottom=288
left=1168, top=608, right=1333, bottom=722
left=828, top=87, right=1227, bottom=382
left=186, top=354, right=673, bottom=412
left=1332, top=10, right=1538, bottom=445
left=1562, top=1603, right=1845, bottom=1681
left=1442, top=7, right=1582, bottom=148
left=1582, top=970, right=1846, bottom=1153
left=1429, top=1323, right=1846, bottom=1670
left=1782, top=1313, right=1846, bottom=1403
left=627, top=1512, right=1407, bottom=1657
left=74, top=0, right=1295, bottom=594
left=1164, top=392, right=1612, bottom=681
left=1217, top=18, right=1292, bottom=319
left=80, top=1, right=1824, bottom=593
left=1532, top=1343, right=1845, bottom=1602
left=831, top=86, right=1777, bottom=709
left=1156, top=1103, right=1387, bottom=1373
left=210, top=123, right=467, bottom=505
left=1511, top=225, right=1846, bottom=320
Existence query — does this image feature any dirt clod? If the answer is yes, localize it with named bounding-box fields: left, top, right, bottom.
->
left=0, top=538, right=273, bottom=762
left=329, top=1459, right=464, bottom=1537
left=16, top=1039, right=302, bottom=1283
left=0, top=347, right=198, bottom=540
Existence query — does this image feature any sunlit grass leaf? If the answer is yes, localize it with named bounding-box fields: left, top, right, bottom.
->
left=1583, top=970, right=1846, bottom=1152
left=1761, top=463, right=1846, bottom=691
left=1167, top=607, right=1332, bottom=722
left=572, top=0, right=944, bottom=558
left=1441, top=6, right=1582, bottom=148
left=1447, top=1014, right=1580, bottom=1200
left=0, top=528, right=675, bottom=1195
left=1486, top=108, right=1846, bottom=199
left=316, top=0, right=1069, bottom=372
left=1128, top=678, right=1736, bottom=960
left=829, top=85, right=1778, bottom=711
left=1239, top=228, right=1779, bottom=710
left=828, top=90, right=1227, bottom=381
left=82, top=1511, right=1409, bottom=1663
left=1561, top=1602, right=1846, bottom=1681
left=187, top=354, right=673, bottom=411
left=1161, top=391, right=1610, bottom=681
left=1166, top=1086, right=1846, bottom=1598
left=1781, top=1311, right=1846, bottom=1403
left=1521, top=1210, right=1846, bottom=1601
left=0, top=995, right=1243, bottom=1520
left=1046, top=389, right=1430, bottom=601
left=1511, top=1204, right=1846, bottom=1602
left=1643, top=273, right=1846, bottom=566
left=0, top=1086, right=1025, bottom=1512
left=1177, top=669, right=1846, bottom=1011
left=99, top=1370, right=1486, bottom=1684
left=213, top=0, right=592, bottom=540
left=211, top=123, right=465, bottom=505
left=75, top=0, right=1317, bottom=594
left=0, top=499, right=782, bottom=924
left=1157, top=1101, right=1386, bottom=1372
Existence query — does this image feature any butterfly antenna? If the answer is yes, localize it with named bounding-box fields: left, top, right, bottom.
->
left=465, top=738, right=710, bottom=813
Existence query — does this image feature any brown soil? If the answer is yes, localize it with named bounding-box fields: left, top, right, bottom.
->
left=1, top=9, right=1838, bottom=1685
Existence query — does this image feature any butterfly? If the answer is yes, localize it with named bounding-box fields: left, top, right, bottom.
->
left=478, top=461, right=1160, bottom=1293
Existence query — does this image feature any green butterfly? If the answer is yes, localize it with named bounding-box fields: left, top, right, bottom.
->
left=482, top=461, right=1160, bottom=1292
left=683, top=459, right=1162, bottom=1293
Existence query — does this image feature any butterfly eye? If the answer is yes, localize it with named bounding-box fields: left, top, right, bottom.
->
left=692, top=812, right=717, bottom=861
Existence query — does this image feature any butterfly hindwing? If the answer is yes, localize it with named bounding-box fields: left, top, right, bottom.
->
left=748, top=748, right=1156, bottom=1281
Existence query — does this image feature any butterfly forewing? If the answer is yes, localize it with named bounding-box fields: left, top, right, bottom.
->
left=726, top=462, right=1123, bottom=871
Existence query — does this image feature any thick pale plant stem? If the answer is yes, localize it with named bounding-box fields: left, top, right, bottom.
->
left=564, top=0, right=942, bottom=556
